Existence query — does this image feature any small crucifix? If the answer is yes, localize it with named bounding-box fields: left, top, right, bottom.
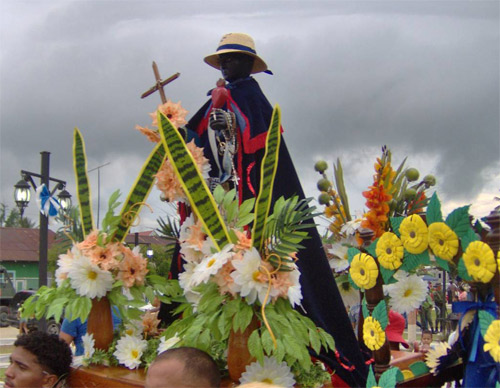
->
left=141, top=61, right=180, bottom=104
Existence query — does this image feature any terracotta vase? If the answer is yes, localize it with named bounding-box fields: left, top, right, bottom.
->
left=87, top=296, right=114, bottom=351
left=227, top=315, right=259, bottom=382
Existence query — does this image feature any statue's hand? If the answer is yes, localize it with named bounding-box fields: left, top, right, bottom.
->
left=209, top=109, right=228, bottom=131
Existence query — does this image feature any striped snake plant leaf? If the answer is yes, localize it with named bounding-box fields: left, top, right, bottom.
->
left=252, top=105, right=282, bottom=251
left=73, top=128, right=94, bottom=237
left=157, top=111, right=230, bottom=251
left=112, top=142, right=167, bottom=242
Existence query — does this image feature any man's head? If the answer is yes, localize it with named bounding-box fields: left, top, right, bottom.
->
left=145, top=347, right=221, bottom=388
left=5, top=331, right=72, bottom=388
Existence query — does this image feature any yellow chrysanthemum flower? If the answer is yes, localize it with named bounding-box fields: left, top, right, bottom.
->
left=363, top=316, right=386, bottom=351
left=376, top=232, right=404, bottom=270
left=463, top=241, right=496, bottom=283
left=428, top=222, right=459, bottom=261
left=399, top=214, right=428, bottom=254
left=483, top=320, right=500, bottom=362
left=350, top=253, right=379, bottom=290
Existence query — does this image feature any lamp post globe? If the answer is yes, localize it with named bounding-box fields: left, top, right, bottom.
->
left=58, top=189, right=72, bottom=211
left=14, top=179, right=31, bottom=217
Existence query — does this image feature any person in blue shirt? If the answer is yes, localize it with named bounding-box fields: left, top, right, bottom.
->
left=59, top=308, right=121, bottom=356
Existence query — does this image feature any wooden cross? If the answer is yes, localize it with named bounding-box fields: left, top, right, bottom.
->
left=141, top=61, right=180, bottom=104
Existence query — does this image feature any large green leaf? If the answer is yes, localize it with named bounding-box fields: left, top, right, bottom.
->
left=158, top=111, right=230, bottom=250
left=426, top=192, right=443, bottom=225
left=73, top=128, right=94, bottom=237
left=252, top=105, right=282, bottom=251
left=445, top=206, right=471, bottom=238
left=112, top=142, right=167, bottom=242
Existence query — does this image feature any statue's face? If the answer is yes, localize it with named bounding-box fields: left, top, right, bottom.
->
left=218, top=53, right=254, bottom=82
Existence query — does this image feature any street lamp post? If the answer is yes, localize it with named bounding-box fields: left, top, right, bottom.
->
left=13, top=151, right=71, bottom=288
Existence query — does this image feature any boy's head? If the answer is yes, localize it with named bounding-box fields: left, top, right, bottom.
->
left=421, top=330, right=433, bottom=345
left=5, top=331, right=72, bottom=388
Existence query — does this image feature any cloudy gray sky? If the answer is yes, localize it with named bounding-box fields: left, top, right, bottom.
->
left=1, top=0, right=498, bottom=233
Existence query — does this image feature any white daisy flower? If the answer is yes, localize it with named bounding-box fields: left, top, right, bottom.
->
left=337, top=280, right=360, bottom=309
left=179, top=262, right=198, bottom=292
left=124, top=320, right=143, bottom=338
left=67, top=254, right=113, bottom=298
left=191, top=244, right=234, bottom=286
left=239, top=357, right=296, bottom=387
left=341, top=219, right=362, bottom=237
left=385, top=273, right=427, bottom=315
left=82, top=332, right=95, bottom=360
left=113, top=335, right=148, bottom=369
left=328, top=242, right=350, bottom=272
left=157, top=333, right=181, bottom=354
left=287, top=266, right=303, bottom=307
left=231, top=248, right=274, bottom=305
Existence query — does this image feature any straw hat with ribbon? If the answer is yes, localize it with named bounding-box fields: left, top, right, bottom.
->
left=204, top=33, right=269, bottom=74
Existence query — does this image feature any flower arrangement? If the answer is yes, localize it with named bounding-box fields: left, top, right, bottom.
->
left=149, top=105, right=334, bottom=387
left=22, top=127, right=180, bottom=339
left=314, top=146, right=500, bottom=386
left=75, top=310, right=183, bottom=369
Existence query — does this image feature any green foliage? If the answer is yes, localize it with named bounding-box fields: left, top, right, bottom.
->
left=378, top=367, right=399, bottom=388
left=460, top=227, right=479, bottom=252
left=445, top=206, right=472, bottom=238
left=426, top=192, right=443, bottom=225
left=156, top=212, right=180, bottom=240
left=373, top=300, right=388, bottom=330
left=333, top=158, right=351, bottom=223
left=113, top=142, right=167, bottom=242
left=73, top=128, right=94, bottom=237
left=158, top=110, right=230, bottom=250
left=100, top=190, right=122, bottom=237
left=366, top=366, right=377, bottom=388
left=252, top=105, right=282, bottom=251
left=264, top=196, right=317, bottom=264
left=145, top=243, right=175, bottom=278
left=479, top=310, right=495, bottom=338
left=214, top=187, right=255, bottom=230
left=0, top=203, right=36, bottom=228
left=294, top=361, right=331, bottom=387
left=390, top=216, right=405, bottom=236
left=457, top=257, right=473, bottom=281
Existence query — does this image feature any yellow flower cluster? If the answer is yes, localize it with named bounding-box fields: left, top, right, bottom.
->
left=376, top=232, right=404, bottom=270
left=363, top=316, right=386, bottom=351
left=350, top=253, right=379, bottom=290
left=463, top=241, right=496, bottom=283
left=399, top=215, right=428, bottom=254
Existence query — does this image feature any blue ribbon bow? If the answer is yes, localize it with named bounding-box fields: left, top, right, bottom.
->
left=36, top=184, right=61, bottom=217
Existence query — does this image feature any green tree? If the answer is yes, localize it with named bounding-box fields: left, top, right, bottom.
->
left=0, top=203, right=36, bottom=228
left=139, top=243, right=175, bottom=278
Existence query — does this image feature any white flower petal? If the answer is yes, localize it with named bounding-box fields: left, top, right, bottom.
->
left=240, top=357, right=295, bottom=387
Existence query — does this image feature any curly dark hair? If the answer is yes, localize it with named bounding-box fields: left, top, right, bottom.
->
left=14, top=331, right=72, bottom=378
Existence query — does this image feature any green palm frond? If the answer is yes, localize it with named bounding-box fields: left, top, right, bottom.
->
left=264, top=196, right=317, bottom=268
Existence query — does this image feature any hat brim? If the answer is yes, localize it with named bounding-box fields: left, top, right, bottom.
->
left=204, top=50, right=268, bottom=74
left=386, top=331, right=410, bottom=349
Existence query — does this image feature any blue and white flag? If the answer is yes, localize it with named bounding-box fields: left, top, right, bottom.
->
left=36, top=184, right=61, bottom=217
